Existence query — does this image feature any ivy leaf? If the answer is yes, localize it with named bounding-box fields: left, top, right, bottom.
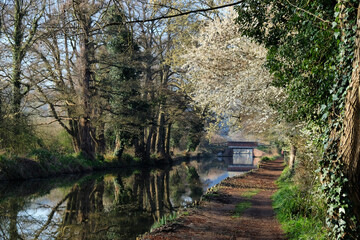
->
left=321, top=112, right=329, bottom=121
left=320, top=104, right=327, bottom=112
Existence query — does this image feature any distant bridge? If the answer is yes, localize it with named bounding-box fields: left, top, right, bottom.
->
left=221, top=141, right=259, bottom=171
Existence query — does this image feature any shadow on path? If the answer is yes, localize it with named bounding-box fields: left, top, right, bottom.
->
left=142, top=158, right=286, bottom=240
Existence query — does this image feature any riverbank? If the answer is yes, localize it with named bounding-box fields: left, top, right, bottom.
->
left=0, top=149, right=212, bottom=181
left=0, top=151, right=105, bottom=181
left=141, top=158, right=285, bottom=240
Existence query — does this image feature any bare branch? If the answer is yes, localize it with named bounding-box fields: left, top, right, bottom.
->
left=104, top=1, right=245, bottom=27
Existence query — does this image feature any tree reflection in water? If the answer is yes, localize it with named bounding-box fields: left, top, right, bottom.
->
left=0, top=163, right=204, bottom=239
left=0, top=198, right=25, bottom=240
left=58, top=169, right=175, bottom=239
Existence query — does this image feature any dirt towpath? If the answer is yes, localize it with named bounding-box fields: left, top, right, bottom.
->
left=141, top=158, right=286, bottom=240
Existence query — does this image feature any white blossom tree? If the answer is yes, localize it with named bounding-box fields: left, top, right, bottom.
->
left=178, top=10, right=284, bottom=133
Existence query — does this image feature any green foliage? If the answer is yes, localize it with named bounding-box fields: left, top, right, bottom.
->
left=43, top=130, right=73, bottom=154
left=0, top=154, right=18, bottom=177
left=28, top=149, right=104, bottom=173
left=276, top=165, right=293, bottom=184
left=283, top=217, right=327, bottom=240
left=317, top=1, right=360, bottom=239
left=256, top=145, right=271, bottom=153
left=99, top=6, right=149, bottom=157
left=107, top=153, right=142, bottom=167
left=233, top=201, right=252, bottom=217
left=0, top=116, right=40, bottom=154
left=29, top=148, right=56, bottom=168
left=273, top=167, right=327, bottom=239
left=235, top=0, right=337, bottom=123
left=235, top=0, right=360, bottom=238
left=261, top=156, right=278, bottom=162
left=150, top=212, right=178, bottom=231
left=170, top=110, right=205, bottom=152
left=0, top=150, right=101, bottom=180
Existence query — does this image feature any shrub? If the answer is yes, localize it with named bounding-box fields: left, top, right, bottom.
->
left=272, top=167, right=327, bottom=239
left=150, top=212, right=178, bottom=231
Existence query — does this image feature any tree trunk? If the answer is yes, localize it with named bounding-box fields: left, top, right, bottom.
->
left=289, top=144, right=296, bottom=171
left=145, top=172, right=155, bottom=213
left=156, top=112, right=166, bottom=157
left=12, top=62, right=22, bottom=118
left=154, top=171, right=164, bottom=221
left=12, top=0, right=24, bottom=120
left=151, top=127, right=157, bottom=153
left=339, top=3, right=360, bottom=219
left=79, top=118, right=95, bottom=160
left=164, top=171, right=172, bottom=210
left=77, top=7, right=95, bottom=160
left=96, top=123, right=106, bottom=155
left=165, top=122, right=172, bottom=157
left=9, top=199, right=20, bottom=240
left=145, top=125, right=155, bottom=159
left=70, top=119, right=81, bottom=152
left=134, top=128, right=145, bottom=159
left=114, top=133, right=125, bottom=161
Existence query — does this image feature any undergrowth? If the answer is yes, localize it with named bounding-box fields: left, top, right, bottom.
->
left=272, top=166, right=327, bottom=239
left=151, top=212, right=178, bottom=231
left=0, top=148, right=143, bottom=180
left=150, top=211, right=189, bottom=231
left=261, top=155, right=279, bottom=162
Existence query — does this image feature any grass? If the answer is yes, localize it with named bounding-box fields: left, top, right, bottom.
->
left=233, top=201, right=252, bottom=217
left=231, top=189, right=260, bottom=218
left=241, top=189, right=260, bottom=198
left=149, top=210, right=191, bottom=234
left=150, top=212, right=179, bottom=231
left=272, top=167, right=327, bottom=239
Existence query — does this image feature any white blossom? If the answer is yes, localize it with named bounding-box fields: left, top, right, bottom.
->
left=179, top=10, right=284, bottom=132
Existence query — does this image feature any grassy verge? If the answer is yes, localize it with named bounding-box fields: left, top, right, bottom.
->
left=0, top=149, right=144, bottom=181
left=272, top=167, right=327, bottom=239
left=150, top=211, right=189, bottom=231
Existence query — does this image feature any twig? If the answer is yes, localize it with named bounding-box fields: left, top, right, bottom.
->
left=104, top=1, right=245, bottom=26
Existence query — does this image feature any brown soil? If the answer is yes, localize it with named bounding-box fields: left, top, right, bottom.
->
left=141, top=158, right=286, bottom=240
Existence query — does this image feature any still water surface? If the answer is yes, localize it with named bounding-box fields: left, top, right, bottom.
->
left=0, top=157, right=246, bottom=239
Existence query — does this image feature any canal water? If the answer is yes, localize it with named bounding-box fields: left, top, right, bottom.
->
left=0, top=157, right=248, bottom=239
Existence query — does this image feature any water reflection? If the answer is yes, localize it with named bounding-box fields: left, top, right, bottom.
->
left=0, top=157, right=245, bottom=239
